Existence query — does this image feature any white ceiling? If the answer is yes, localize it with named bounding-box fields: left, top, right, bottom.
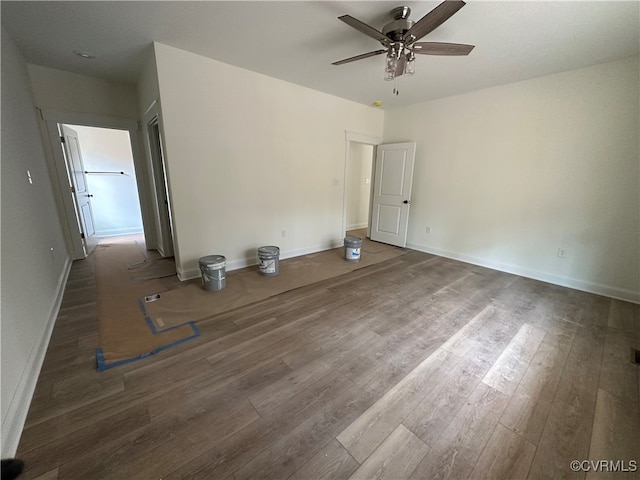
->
left=2, top=1, right=638, bottom=109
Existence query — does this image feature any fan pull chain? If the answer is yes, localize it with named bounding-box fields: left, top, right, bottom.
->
left=393, top=76, right=400, bottom=95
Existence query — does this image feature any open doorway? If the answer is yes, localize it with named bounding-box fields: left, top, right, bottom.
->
left=345, top=142, right=374, bottom=238
left=142, top=101, right=174, bottom=259
left=145, top=116, right=174, bottom=258
left=57, top=122, right=145, bottom=258
left=343, top=133, right=417, bottom=248
left=64, top=124, right=144, bottom=238
left=342, top=132, right=382, bottom=240
left=39, top=108, right=157, bottom=260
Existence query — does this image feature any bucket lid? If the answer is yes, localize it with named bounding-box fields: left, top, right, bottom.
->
left=258, top=246, right=280, bottom=255
left=199, top=255, right=226, bottom=268
left=344, top=236, right=362, bottom=245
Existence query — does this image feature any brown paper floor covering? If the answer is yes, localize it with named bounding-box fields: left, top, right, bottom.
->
left=95, top=239, right=198, bottom=370
left=128, top=256, right=177, bottom=280
left=143, top=236, right=407, bottom=332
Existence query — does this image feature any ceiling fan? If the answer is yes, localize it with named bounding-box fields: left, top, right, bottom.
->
left=332, top=1, right=475, bottom=94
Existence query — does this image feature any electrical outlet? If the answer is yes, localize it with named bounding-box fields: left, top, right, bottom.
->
left=27, top=169, right=33, bottom=185
left=557, top=248, right=566, bottom=258
left=425, top=226, right=431, bottom=233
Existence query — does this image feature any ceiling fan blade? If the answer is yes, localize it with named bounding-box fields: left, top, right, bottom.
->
left=412, top=42, right=475, bottom=56
left=332, top=49, right=387, bottom=66
left=403, top=1, right=466, bottom=44
left=338, top=15, right=390, bottom=44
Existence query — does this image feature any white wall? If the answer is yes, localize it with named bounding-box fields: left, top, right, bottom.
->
left=27, top=64, right=138, bottom=119
left=137, top=47, right=161, bottom=119
left=1, top=29, right=71, bottom=456
left=136, top=50, right=167, bottom=252
left=67, top=125, right=144, bottom=237
left=346, top=143, right=373, bottom=230
left=384, top=56, right=640, bottom=302
left=153, top=43, right=384, bottom=277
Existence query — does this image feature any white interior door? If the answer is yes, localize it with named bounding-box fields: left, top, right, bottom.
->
left=370, top=142, right=416, bottom=247
left=61, top=125, right=98, bottom=256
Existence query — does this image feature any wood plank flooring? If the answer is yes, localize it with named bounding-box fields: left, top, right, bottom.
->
left=15, top=245, right=640, bottom=480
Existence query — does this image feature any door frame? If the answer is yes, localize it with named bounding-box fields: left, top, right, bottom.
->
left=38, top=108, right=154, bottom=259
left=342, top=131, right=383, bottom=239
left=142, top=100, right=175, bottom=258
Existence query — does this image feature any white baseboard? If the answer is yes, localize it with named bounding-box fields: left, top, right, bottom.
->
left=96, top=227, right=144, bottom=237
left=347, top=223, right=368, bottom=231
left=407, top=242, right=640, bottom=304
left=177, top=241, right=340, bottom=281
left=1, top=256, right=72, bottom=457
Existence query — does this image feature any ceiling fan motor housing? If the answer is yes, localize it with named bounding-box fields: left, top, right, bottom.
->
left=382, top=6, right=415, bottom=42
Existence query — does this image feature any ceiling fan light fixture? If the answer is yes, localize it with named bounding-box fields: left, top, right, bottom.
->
left=385, top=55, right=397, bottom=72
left=385, top=48, right=398, bottom=80
left=404, top=51, right=416, bottom=76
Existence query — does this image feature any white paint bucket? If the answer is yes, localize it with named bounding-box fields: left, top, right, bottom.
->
left=344, top=236, right=362, bottom=262
left=258, top=246, right=280, bottom=276
left=198, top=255, right=226, bottom=291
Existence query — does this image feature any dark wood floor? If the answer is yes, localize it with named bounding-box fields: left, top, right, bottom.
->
left=16, top=246, right=640, bottom=480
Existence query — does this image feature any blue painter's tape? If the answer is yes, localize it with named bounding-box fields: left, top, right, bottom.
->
left=95, top=322, right=199, bottom=371
left=138, top=296, right=201, bottom=328
left=95, top=297, right=201, bottom=371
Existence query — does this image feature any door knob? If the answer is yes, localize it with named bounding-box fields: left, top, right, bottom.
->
left=86, top=194, right=94, bottom=198
left=403, top=200, right=410, bottom=204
